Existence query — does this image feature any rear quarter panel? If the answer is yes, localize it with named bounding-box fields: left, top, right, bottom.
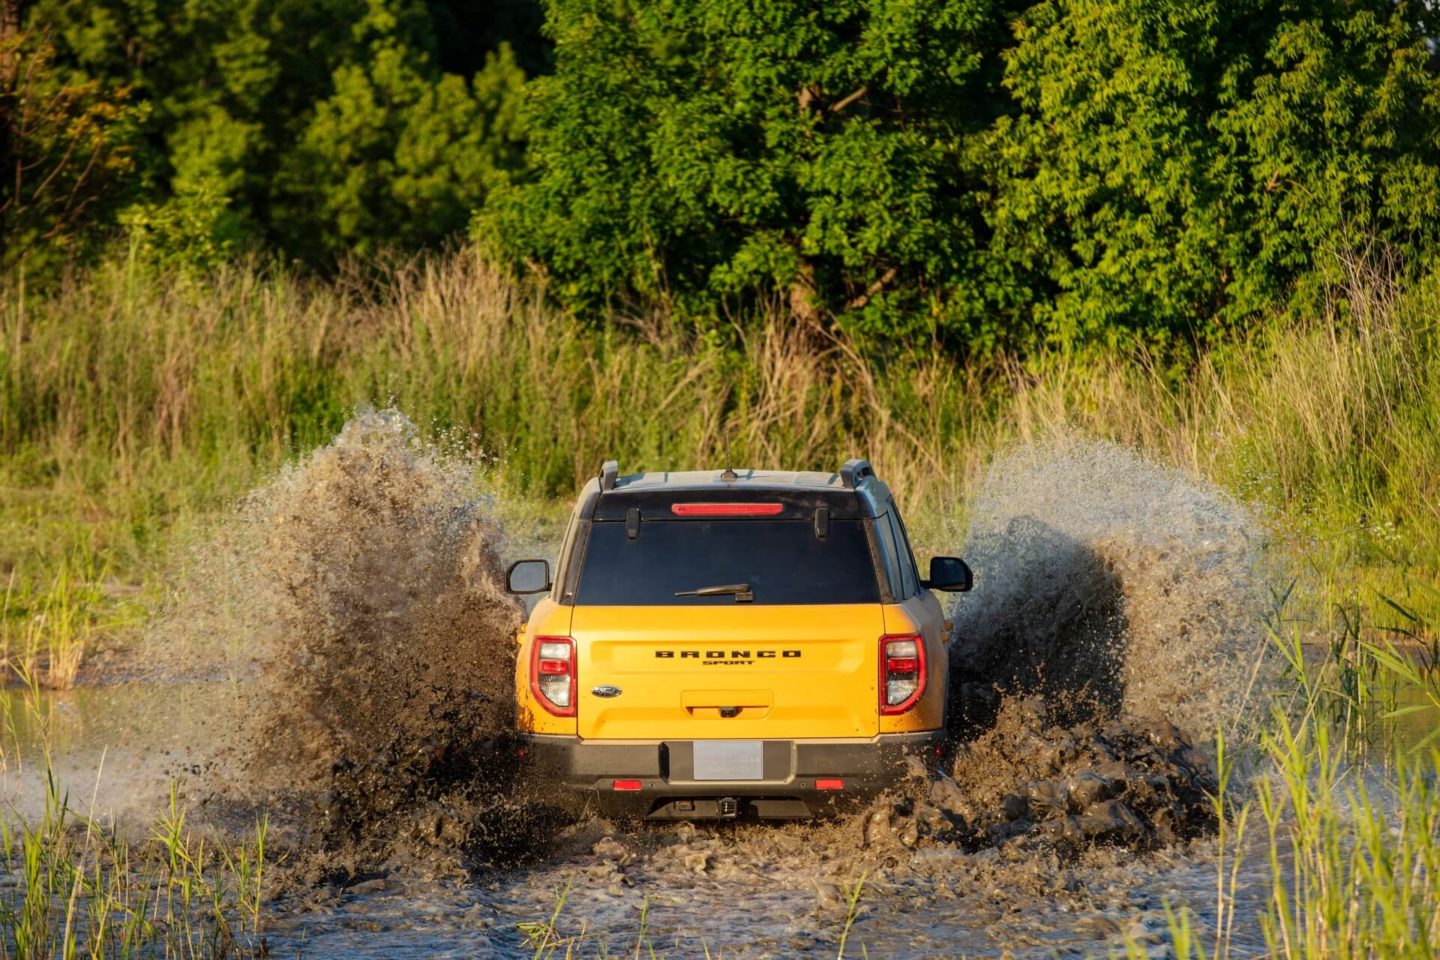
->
left=515, top=597, right=576, bottom=735
left=879, top=593, right=948, bottom=733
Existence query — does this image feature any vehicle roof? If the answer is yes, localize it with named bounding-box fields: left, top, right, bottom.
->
left=610, top=469, right=848, bottom=491
left=574, top=467, right=894, bottom=520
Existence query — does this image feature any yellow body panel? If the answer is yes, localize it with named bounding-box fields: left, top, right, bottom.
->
left=516, top=596, right=949, bottom=740
left=569, top=604, right=886, bottom=740
left=514, top=597, right=575, bottom=736
left=878, top=599, right=948, bottom=734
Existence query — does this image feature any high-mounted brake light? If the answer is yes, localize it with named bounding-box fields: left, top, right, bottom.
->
left=530, top=636, right=576, bottom=717
left=670, top=502, right=785, bottom=517
left=879, top=634, right=926, bottom=715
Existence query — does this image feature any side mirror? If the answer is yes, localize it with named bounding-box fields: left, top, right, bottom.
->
left=925, top=556, right=973, bottom=592
left=506, top=559, right=552, bottom=594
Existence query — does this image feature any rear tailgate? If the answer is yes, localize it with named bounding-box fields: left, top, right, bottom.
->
left=573, top=605, right=883, bottom=740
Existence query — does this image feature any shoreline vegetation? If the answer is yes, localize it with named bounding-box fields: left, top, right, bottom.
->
left=2, top=250, right=1437, bottom=683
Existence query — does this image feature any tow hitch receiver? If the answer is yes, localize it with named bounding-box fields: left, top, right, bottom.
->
left=717, top=797, right=739, bottom=819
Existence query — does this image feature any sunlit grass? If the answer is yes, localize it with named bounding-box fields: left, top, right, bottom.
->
left=1152, top=588, right=1440, bottom=960
left=0, top=756, right=269, bottom=958
left=4, top=253, right=1437, bottom=656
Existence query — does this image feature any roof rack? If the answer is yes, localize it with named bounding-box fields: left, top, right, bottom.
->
left=599, top=459, right=619, bottom=491
left=838, top=459, right=874, bottom=489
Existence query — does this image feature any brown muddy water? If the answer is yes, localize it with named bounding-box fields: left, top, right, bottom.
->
left=4, top=677, right=1432, bottom=958
left=3, top=412, right=1421, bottom=958
left=0, top=681, right=1274, bottom=959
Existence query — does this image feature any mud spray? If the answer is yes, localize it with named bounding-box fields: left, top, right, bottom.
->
left=172, top=409, right=553, bottom=879
left=865, top=436, right=1274, bottom=856
left=165, top=417, right=1275, bottom=923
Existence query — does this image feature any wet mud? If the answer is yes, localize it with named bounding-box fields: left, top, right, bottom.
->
left=949, top=438, right=1273, bottom=740
left=870, top=697, right=1219, bottom=860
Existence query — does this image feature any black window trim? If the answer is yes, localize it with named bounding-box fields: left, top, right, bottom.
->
left=861, top=516, right=898, bottom=605
left=559, top=518, right=592, bottom=605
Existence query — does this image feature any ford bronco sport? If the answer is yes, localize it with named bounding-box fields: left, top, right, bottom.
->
left=506, top=459, right=972, bottom=820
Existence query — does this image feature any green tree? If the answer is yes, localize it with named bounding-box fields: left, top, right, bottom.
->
left=493, top=0, right=1440, bottom=350
left=18, top=0, right=539, bottom=265
left=0, top=12, right=144, bottom=272
left=485, top=0, right=1015, bottom=336
left=280, top=2, right=526, bottom=259
left=973, top=0, right=1440, bottom=350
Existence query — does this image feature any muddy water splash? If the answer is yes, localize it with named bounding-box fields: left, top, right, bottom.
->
left=196, top=409, right=536, bottom=873
left=5, top=429, right=1290, bottom=957
left=860, top=437, right=1273, bottom=859
left=950, top=436, right=1272, bottom=740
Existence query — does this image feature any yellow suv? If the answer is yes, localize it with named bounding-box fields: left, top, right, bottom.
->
left=506, top=459, right=972, bottom=820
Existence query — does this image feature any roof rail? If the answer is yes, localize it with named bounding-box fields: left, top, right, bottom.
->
left=839, top=459, right=875, bottom=489
left=599, top=459, right=620, bottom=491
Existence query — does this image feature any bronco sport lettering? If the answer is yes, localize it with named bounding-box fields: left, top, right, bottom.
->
left=655, top=650, right=802, bottom=660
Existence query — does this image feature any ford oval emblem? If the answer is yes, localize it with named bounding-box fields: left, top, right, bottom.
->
left=591, top=685, right=623, bottom=699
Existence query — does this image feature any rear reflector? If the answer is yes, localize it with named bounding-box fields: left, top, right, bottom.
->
left=816, top=778, right=844, bottom=791
left=670, top=502, right=785, bottom=517
left=612, top=779, right=643, bottom=791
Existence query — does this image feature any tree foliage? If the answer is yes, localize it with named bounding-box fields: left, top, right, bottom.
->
left=4, top=0, right=1440, bottom=349
left=484, top=0, right=1018, bottom=335
left=494, top=0, right=1440, bottom=349
left=10, top=0, right=539, bottom=267
left=0, top=22, right=145, bottom=271
left=975, top=0, right=1440, bottom=349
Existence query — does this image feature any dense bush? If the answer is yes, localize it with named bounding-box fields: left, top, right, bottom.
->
left=3, top=0, right=538, bottom=265
left=483, top=0, right=1019, bottom=337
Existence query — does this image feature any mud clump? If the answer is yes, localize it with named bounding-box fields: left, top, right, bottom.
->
left=863, top=438, right=1263, bottom=860
left=956, top=697, right=1217, bottom=851
left=193, top=409, right=541, bottom=873
left=866, top=698, right=1218, bottom=858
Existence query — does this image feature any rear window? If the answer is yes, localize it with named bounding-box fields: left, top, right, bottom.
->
left=575, top=519, right=880, bottom=605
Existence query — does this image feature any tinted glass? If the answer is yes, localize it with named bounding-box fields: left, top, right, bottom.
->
left=575, top=519, right=880, bottom=605
left=891, top=505, right=920, bottom=597
left=874, top=513, right=904, bottom=600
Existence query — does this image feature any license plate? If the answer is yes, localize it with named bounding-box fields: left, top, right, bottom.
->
left=692, top=740, right=764, bottom=781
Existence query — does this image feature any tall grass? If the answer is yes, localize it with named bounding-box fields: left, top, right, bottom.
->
left=0, top=766, right=269, bottom=958
left=1150, top=585, right=1440, bottom=960
left=2, top=250, right=1438, bottom=678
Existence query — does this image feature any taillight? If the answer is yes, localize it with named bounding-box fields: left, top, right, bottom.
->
left=879, top=634, right=926, bottom=714
left=531, top=636, right=576, bottom=716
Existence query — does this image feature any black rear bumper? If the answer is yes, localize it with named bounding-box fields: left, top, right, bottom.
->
left=517, top=730, right=943, bottom=819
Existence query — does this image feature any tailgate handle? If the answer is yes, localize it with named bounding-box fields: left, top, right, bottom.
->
left=682, top=690, right=773, bottom=709
left=687, top=704, right=770, bottom=719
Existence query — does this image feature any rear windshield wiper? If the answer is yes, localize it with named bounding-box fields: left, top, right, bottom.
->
left=674, top=582, right=754, bottom=603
